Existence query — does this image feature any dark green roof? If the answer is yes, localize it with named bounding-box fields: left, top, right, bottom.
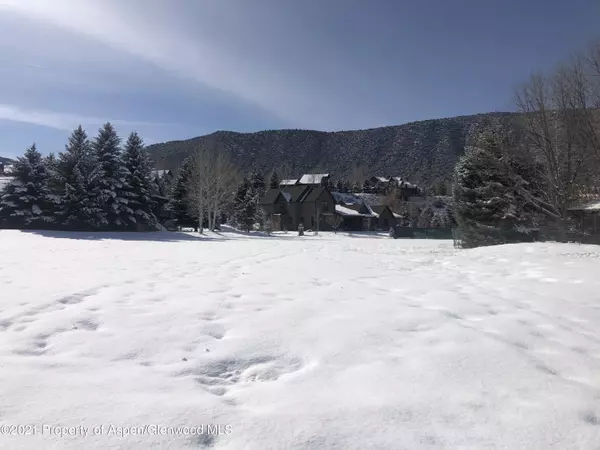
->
left=259, top=190, right=285, bottom=205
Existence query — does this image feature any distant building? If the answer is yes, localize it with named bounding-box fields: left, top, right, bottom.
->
left=0, top=163, right=14, bottom=175
left=279, top=173, right=332, bottom=188
left=151, top=169, right=173, bottom=181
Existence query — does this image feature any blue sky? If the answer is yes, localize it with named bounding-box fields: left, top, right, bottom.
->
left=0, top=0, right=599, bottom=157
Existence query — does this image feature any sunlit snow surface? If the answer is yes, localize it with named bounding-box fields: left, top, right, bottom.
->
left=1, top=230, right=600, bottom=449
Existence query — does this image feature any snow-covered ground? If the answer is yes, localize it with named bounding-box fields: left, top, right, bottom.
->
left=1, top=230, right=600, bottom=449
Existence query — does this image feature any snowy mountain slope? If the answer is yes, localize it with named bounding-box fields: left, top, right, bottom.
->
left=1, top=231, right=600, bottom=449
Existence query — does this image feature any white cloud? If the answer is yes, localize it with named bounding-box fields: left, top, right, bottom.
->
left=0, top=104, right=168, bottom=132
left=0, top=0, right=382, bottom=130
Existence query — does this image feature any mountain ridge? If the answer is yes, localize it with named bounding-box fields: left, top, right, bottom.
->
left=147, top=112, right=519, bottom=186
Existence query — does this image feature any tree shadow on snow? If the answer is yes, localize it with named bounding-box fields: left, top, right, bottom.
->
left=22, top=230, right=228, bottom=242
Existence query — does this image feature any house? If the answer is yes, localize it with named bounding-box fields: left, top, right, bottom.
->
left=568, top=199, right=600, bottom=233
left=279, top=179, right=299, bottom=187
left=260, top=184, right=335, bottom=231
left=362, top=176, right=421, bottom=200
left=297, top=173, right=331, bottom=187
left=151, top=169, right=174, bottom=181
left=0, top=163, right=14, bottom=175
left=331, top=192, right=396, bottom=231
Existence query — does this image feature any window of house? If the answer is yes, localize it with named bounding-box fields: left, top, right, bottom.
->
left=322, top=201, right=329, bottom=212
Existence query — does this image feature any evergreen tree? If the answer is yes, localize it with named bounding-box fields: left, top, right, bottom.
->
left=453, top=129, right=551, bottom=248
left=233, top=177, right=252, bottom=229
left=122, top=132, right=157, bottom=230
left=91, top=123, right=133, bottom=230
left=238, top=186, right=259, bottom=232
left=168, top=158, right=196, bottom=229
left=353, top=181, right=363, bottom=193
left=0, top=144, right=55, bottom=228
left=56, top=126, right=99, bottom=230
left=342, top=180, right=351, bottom=193
left=251, top=171, right=266, bottom=197
left=44, top=152, right=62, bottom=215
left=269, top=170, right=280, bottom=190
left=336, top=179, right=344, bottom=192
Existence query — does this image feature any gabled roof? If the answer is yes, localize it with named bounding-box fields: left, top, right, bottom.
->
left=280, top=179, right=299, bottom=186
left=332, top=192, right=363, bottom=205
left=280, top=185, right=311, bottom=202
left=301, top=186, right=330, bottom=203
left=355, top=193, right=383, bottom=207
left=260, top=189, right=287, bottom=205
left=370, top=205, right=391, bottom=216
left=298, top=173, right=330, bottom=185
left=335, top=204, right=376, bottom=218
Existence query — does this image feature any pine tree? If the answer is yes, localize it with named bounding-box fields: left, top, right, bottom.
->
left=251, top=171, right=266, bottom=197
left=238, top=186, right=259, bottom=232
left=122, top=132, right=157, bottom=230
left=0, top=144, right=55, bottom=229
left=453, top=129, right=551, bottom=248
left=269, top=170, right=280, bottom=190
left=169, top=158, right=196, bottom=229
left=56, top=126, right=99, bottom=230
left=336, top=179, right=344, bottom=192
left=233, top=177, right=252, bottom=229
left=44, top=152, right=61, bottom=216
left=91, top=123, right=132, bottom=230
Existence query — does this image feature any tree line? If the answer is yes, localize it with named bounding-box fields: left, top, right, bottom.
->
left=453, top=40, right=600, bottom=247
left=0, top=124, right=159, bottom=231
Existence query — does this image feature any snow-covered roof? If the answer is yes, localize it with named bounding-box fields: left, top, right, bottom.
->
left=335, top=204, right=377, bottom=218
left=355, top=193, right=383, bottom=207
left=374, top=176, right=389, bottom=183
left=2, top=164, right=14, bottom=174
left=335, top=205, right=362, bottom=216
left=569, top=200, right=600, bottom=212
left=298, top=173, right=329, bottom=185
left=332, top=192, right=363, bottom=205
left=393, top=213, right=403, bottom=219
left=280, top=179, right=298, bottom=186
left=0, top=176, right=14, bottom=190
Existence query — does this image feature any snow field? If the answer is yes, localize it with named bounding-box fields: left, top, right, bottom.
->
left=1, top=230, right=600, bottom=449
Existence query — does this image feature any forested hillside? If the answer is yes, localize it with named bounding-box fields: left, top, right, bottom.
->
left=147, top=112, right=519, bottom=187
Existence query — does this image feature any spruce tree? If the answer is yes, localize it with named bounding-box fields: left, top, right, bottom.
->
left=233, top=177, right=251, bottom=228
left=0, top=144, right=55, bottom=229
left=57, top=126, right=99, bottom=230
left=453, top=129, right=550, bottom=248
left=335, top=179, right=344, bottom=192
left=169, top=158, right=195, bottom=229
left=91, top=123, right=133, bottom=230
left=239, top=186, right=259, bottom=232
left=269, top=170, right=280, bottom=190
left=44, top=152, right=61, bottom=216
left=251, top=171, right=266, bottom=197
left=122, top=132, right=157, bottom=230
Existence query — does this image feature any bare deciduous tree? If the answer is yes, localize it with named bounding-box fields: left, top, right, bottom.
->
left=187, top=146, right=238, bottom=233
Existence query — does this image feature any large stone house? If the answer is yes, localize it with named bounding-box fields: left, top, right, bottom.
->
left=260, top=184, right=336, bottom=231
left=259, top=173, right=400, bottom=232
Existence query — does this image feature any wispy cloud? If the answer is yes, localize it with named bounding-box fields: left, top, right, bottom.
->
left=0, top=0, right=381, bottom=130
left=0, top=104, right=170, bottom=132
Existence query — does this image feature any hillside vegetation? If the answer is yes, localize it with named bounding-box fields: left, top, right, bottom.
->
left=147, top=112, right=519, bottom=187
